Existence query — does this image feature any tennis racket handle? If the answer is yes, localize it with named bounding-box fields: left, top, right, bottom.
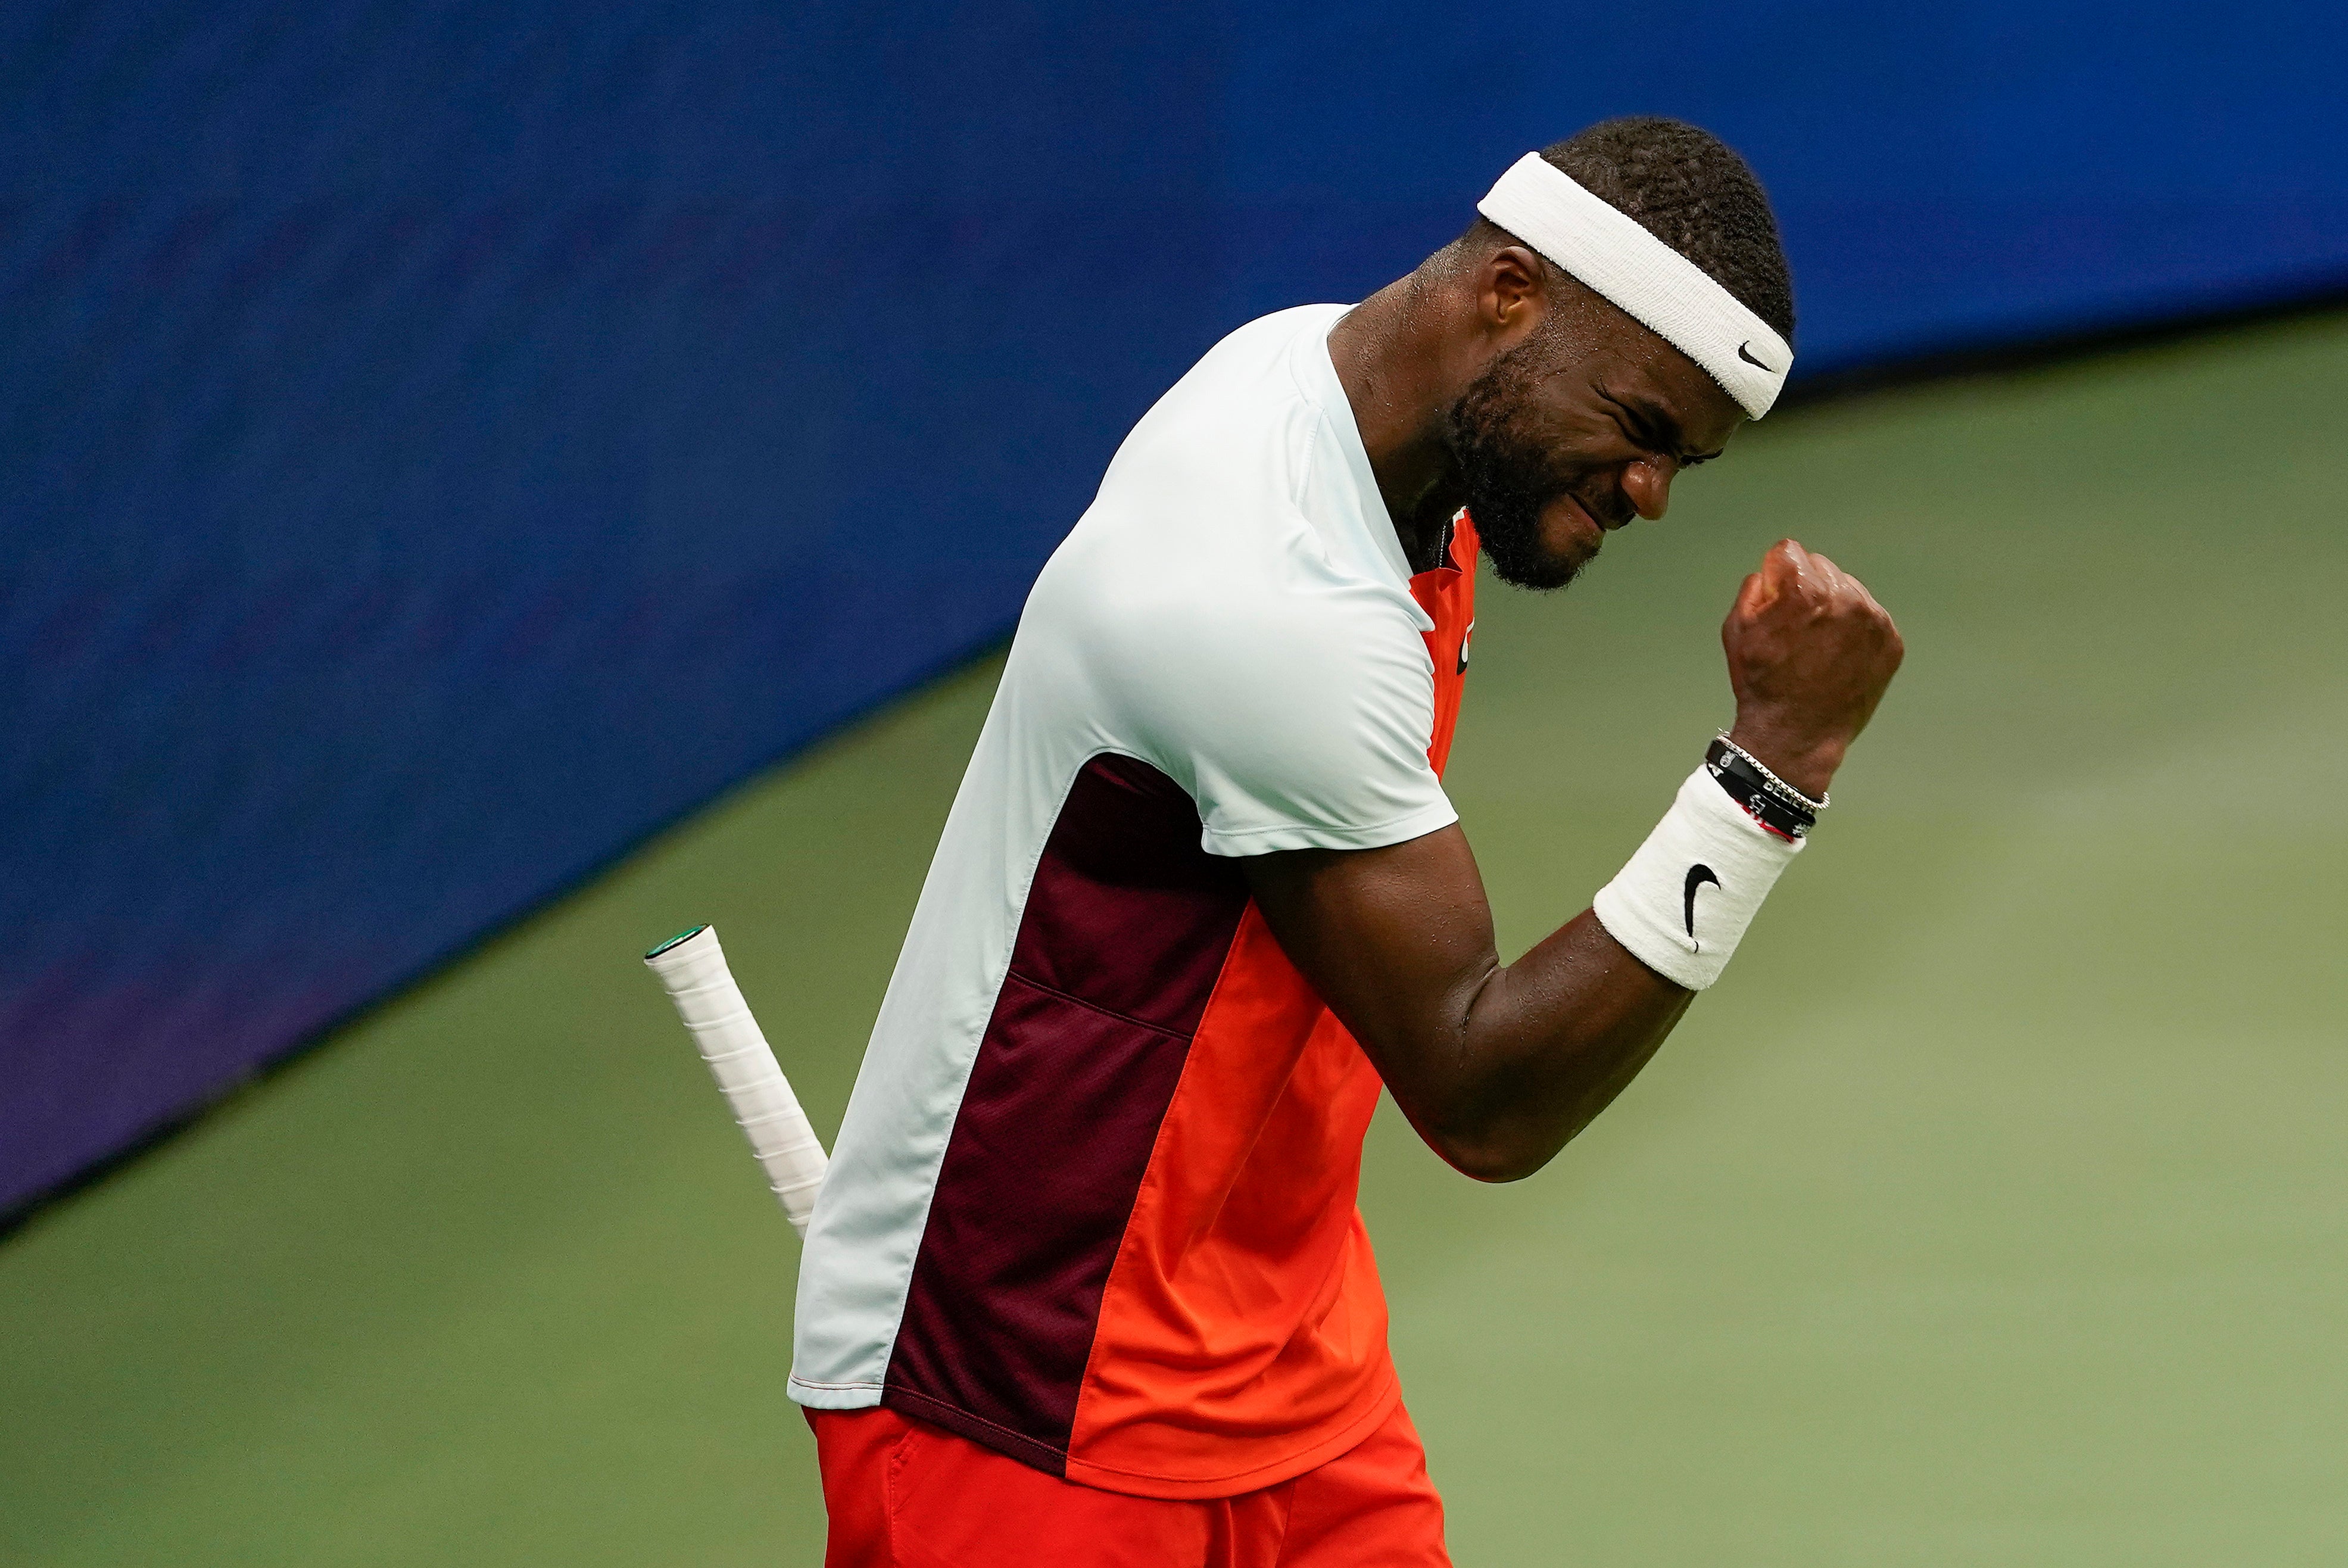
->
left=643, top=925, right=827, bottom=1236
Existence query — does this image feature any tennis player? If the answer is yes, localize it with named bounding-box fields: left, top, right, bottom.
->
left=792, top=117, right=1903, bottom=1566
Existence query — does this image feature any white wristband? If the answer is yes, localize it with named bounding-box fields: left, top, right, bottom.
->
left=1592, top=764, right=1803, bottom=990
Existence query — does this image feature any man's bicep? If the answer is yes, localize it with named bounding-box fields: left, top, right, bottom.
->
left=1239, top=824, right=1502, bottom=1083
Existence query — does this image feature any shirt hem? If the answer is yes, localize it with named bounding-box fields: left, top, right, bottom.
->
left=882, top=1384, right=1074, bottom=1477
left=788, top=1374, right=884, bottom=1410
left=1059, top=1368, right=1402, bottom=1501
left=1200, top=801, right=1457, bottom=859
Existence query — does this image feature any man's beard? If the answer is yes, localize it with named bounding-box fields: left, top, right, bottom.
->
left=1443, top=341, right=1608, bottom=591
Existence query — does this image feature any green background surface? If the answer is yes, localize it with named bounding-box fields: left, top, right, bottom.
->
left=8, top=314, right=2346, bottom=1565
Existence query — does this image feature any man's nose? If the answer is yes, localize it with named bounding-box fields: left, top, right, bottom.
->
left=1619, top=457, right=1675, bottom=521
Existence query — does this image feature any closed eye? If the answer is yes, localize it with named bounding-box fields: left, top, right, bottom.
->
left=1599, top=397, right=1662, bottom=453
left=1598, top=383, right=1714, bottom=467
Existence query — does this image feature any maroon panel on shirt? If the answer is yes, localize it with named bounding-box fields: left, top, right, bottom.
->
left=1005, top=753, right=1246, bottom=1034
left=884, top=753, right=1251, bottom=1473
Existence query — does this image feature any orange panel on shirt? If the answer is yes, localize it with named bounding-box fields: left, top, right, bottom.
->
left=1412, top=510, right=1477, bottom=775
left=1064, top=514, right=1478, bottom=1497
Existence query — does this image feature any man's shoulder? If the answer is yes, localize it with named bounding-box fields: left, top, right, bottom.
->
left=1021, top=300, right=1418, bottom=691
left=1187, top=303, right=1352, bottom=388
left=1105, top=305, right=1351, bottom=486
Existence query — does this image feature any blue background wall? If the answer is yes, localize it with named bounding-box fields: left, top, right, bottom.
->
left=7, top=1, right=2345, bottom=1217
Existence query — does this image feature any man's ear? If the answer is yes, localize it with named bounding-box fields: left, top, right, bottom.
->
left=1481, top=244, right=1549, bottom=341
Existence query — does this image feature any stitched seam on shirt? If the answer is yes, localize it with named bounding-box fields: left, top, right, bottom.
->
left=997, top=968, right=1197, bottom=1043
left=1205, top=800, right=1454, bottom=841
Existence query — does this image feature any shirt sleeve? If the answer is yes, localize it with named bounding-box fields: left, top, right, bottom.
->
left=1122, top=580, right=1457, bottom=858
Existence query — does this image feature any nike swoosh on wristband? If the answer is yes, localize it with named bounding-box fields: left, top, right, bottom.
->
left=1683, top=864, right=1720, bottom=947
left=1736, top=341, right=1775, bottom=372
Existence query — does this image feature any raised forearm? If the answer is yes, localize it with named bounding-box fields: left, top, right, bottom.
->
left=1429, top=911, right=1693, bottom=1180
left=1247, top=540, right=1902, bottom=1187
left=1242, top=832, right=1693, bottom=1183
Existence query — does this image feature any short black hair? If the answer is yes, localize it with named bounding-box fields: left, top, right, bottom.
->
left=1515, top=117, right=1795, bottom=344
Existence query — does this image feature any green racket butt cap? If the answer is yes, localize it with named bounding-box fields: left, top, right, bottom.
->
left=644, top=925, right=710, bottom=961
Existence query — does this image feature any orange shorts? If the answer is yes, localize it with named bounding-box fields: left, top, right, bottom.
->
left=806, top=1398, right=1450, bottom=1568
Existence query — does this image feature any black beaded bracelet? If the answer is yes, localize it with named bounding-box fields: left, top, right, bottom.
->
left=1713, top=733, right=1829, bottom=812
left=1704, top=737, right=1817, bottom=842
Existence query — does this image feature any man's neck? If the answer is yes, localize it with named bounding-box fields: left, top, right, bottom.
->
left=1327, top=274, right=1472, bottom=573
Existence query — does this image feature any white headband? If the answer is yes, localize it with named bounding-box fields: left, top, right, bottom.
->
left=1477, top=152, right=1792, bottom=419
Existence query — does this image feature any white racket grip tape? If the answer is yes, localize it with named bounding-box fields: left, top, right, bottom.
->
left=643, top=925, right=828, bottom=1236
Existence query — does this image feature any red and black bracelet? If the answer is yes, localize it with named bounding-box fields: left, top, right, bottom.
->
left=1704, top=737, right=1820, bottom=842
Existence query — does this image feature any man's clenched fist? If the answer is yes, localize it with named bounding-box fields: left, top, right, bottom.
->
left=1721, top=539, right=1903, bottom=800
